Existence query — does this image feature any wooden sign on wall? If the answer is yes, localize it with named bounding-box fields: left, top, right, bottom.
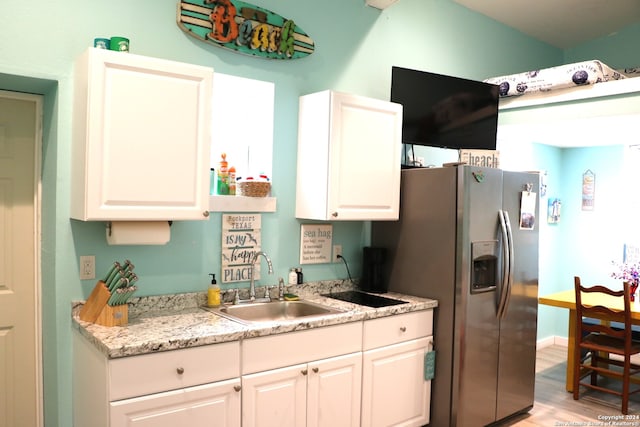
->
left=300, top=224, right=332, bottom=265
left=581, top=169, right=595, bottom=211
left=221, top=214, right=261, bottom=283
left=460, top=149, right=500, bottom=169
left=177, top=0, right=315, bottom=60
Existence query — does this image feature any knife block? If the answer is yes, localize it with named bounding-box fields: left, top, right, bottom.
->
left=79, top=281, right=128, bottom=327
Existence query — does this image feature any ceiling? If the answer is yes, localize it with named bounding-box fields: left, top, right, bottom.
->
left=452, top=0, right=640, bottom=49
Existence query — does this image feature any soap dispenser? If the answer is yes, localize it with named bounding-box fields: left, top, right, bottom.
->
left=207, top=274, right=221, bottom=307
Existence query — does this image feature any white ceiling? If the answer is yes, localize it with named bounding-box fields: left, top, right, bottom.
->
left=452, top=0, right=640, bottom=48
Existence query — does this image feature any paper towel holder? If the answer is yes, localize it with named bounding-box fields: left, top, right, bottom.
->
left=106, top=221, right=172, bottom=245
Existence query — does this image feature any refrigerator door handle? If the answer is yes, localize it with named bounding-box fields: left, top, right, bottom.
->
left=497, top=210, right=513, bottom=319
left=504, top=210, right=516, bottom=317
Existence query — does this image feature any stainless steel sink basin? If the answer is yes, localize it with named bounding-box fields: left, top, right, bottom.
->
left=206, top=300, right=343, bottom=324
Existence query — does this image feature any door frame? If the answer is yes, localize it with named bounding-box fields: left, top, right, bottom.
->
left=0, top=89, right=44, bottom=425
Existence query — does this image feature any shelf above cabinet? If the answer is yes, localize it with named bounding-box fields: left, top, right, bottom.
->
left=209, top=195, right=277, bottom=212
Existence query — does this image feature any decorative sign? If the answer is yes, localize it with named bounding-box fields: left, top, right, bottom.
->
left=300, top=224, right=332, bottom=265
left=624, top=244, right=640, bottom=265
left=177, top=0, right=315, bottom=60
left=460, top=150, right=500, bottom=169
left=581, top=169, right=595, bottom=211
left=547, top=198, right=561, bottom=224
left=221, top=214, right=261, bottom=283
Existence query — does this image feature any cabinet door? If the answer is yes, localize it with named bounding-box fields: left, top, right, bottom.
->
left=327, top=92, right=402, bottom=220
left=110, top=378, right=241, bottom=427
left=361, top=337, right=432, bottom=427
left=296, top=91, right=402, bottom=221
left=71, top=48, right=212, bottom=221
left=307, top=352, right=362, bottom=427
left=242, top=363, right=307, bottom=427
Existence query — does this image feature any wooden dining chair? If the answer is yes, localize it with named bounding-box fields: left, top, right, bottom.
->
left=573, top=276, right=640, bottom=414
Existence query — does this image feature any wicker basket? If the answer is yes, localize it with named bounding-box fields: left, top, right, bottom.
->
left=237, top=181, right=271, bottom=197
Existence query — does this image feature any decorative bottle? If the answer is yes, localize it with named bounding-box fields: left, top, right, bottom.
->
left=288, top=268, right=298, bottom=285
left=217, top=153, right=229, bottom=195
left=228, top=166, right=236, bottom=195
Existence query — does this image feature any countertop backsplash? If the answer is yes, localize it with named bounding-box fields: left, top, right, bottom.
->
left=73, top=279, right=359, bottom=319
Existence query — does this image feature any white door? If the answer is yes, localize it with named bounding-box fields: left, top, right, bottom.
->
left=242, top=363, right=307, bottom=427
left=0, top=91, right=42, bottom=426
left=110, top=379, right=241, bottom=427
left=307, top=352, right=362, bottom=427
left=361, top=338, right=431, bottom=427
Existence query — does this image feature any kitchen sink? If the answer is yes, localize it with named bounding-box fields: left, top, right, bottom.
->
left=205, top=300, right=344, bottom=324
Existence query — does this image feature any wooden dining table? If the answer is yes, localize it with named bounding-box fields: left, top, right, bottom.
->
left=538, top=289, right=640, bottom=392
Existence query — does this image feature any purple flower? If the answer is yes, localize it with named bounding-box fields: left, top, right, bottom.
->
left=611, top=261, right=640, bottom=286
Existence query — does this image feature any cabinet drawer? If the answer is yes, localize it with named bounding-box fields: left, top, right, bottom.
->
left=363, top=310, right=432, bottom=351
left=242, top=321, right=363, bottom=374
left=109, top=341, right=240, bottom=401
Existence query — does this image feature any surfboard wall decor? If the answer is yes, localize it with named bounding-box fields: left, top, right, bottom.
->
left=177, top=0, right=315, bottom=60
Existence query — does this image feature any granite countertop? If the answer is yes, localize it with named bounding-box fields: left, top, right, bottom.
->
left=72, top=281, right=438, bottom=359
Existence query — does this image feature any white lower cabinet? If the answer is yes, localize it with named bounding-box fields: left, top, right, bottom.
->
left=242, top=353, right=362, bottom=427
left=361, top=311, right=434, bottom=427
left=74, top=309, right=434, bottom=427
left=307, top=353, right=362, bottom=427
left=110, top=378, right=241, bottom=427
left=242, top=363, right=307, bottom=427
left=241, top=322, right=363, bottom=427
left=73, top=330, right=241, bottom=427
left=362, top=338, right=432, bottom=427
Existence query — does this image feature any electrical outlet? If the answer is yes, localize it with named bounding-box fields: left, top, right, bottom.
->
left=80, top=255, right=95, bottom=280
left=333, top=245, right=343, bottom=263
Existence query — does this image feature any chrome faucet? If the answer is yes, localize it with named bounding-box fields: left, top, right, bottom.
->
left=249, top=251, right=273, bottom=301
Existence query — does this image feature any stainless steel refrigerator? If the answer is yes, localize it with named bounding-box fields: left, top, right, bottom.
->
left=372, top=165, right=539, bottom=427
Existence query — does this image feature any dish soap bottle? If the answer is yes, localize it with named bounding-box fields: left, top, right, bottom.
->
left=217, top=153, right=229, bottom=195
left=207, top=274, right=221, bottom=307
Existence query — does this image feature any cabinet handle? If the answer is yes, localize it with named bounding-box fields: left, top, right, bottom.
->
left=312, top=367, right=319, bottom=373
left=301, top=369, right=308, bottom=375
left=400, top=326, right=407, bottom=332
left=234, top=385, right=242, bottom=392
left=331, top=212, right=338, bottom=218
left=203, top=211, right=210, bottom=218
left=176, top=367, right=185, bottom=375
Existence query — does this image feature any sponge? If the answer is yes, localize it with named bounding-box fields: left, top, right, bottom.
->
left=283, top=293, right=299, bottom=301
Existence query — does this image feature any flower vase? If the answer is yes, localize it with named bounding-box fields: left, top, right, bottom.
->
left=629, top=281, right=639, bottom=302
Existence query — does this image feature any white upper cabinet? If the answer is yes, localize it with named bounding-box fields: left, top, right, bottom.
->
left=296, top=90, right=402, bottom=221
left=71, top=48, right=213, bottom=221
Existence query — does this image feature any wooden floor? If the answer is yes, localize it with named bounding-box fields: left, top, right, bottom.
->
left=495, top=345, right=640, bottom=426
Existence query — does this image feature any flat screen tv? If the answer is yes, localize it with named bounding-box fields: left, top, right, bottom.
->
left=391, top=66, right=499, bottom=150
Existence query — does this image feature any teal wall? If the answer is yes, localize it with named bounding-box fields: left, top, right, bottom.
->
left=0, top=0, right=637, bottom=425
left=496, top=136, right=629, bottom=342
left=565, top=22, right=640, bottom=68
left=544, top=145, right=628, bottom=339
